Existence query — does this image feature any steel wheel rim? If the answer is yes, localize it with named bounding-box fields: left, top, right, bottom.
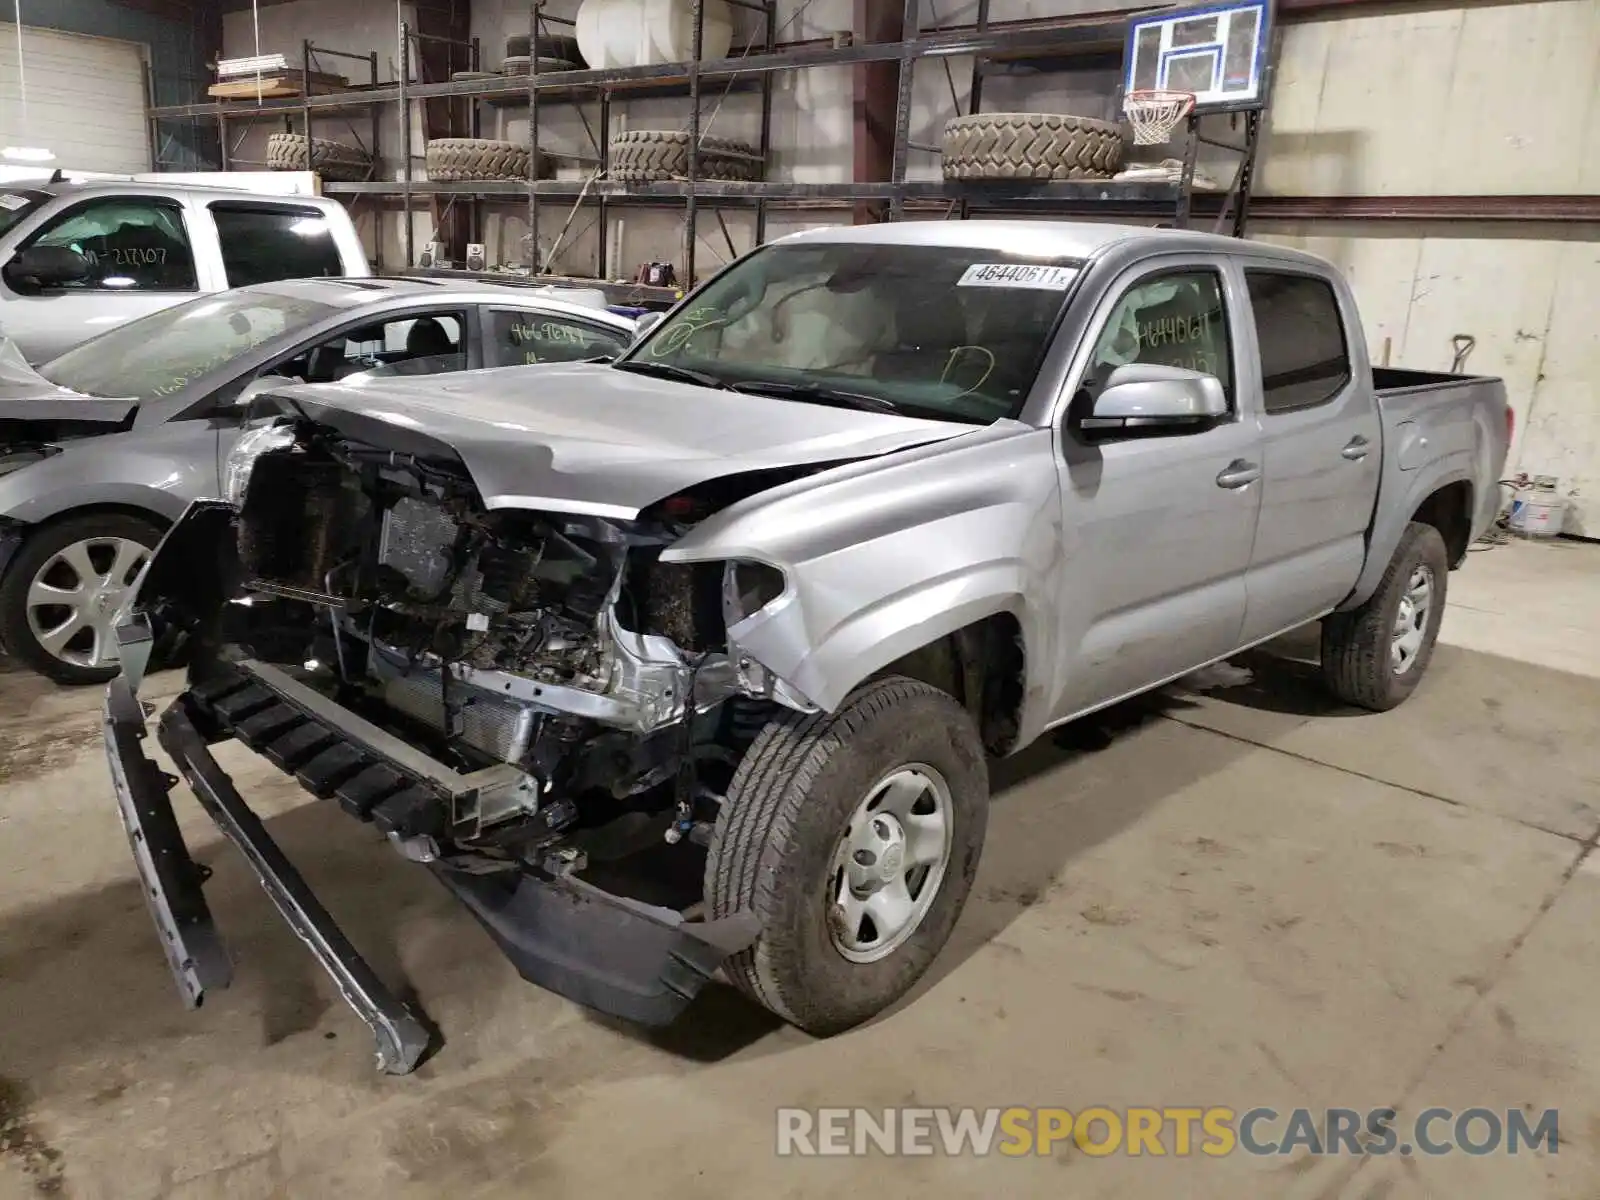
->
left=25, top=536, right=151, bottom=670
left=1391, top=563, right=1434, bottom=675
left=826, top=762, right=954, bottom=965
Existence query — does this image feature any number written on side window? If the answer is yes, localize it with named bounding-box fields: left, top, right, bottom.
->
left=1085, top=270, right=1234, bottom=402
left=489, top=309, right=629, bottom=366
left=22, top=197, right=197, bottom=292
left=1245, top=271, right=1352, bottom=413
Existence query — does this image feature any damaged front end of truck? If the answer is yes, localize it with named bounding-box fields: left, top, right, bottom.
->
left=103, top=401, right=859, bottom=1074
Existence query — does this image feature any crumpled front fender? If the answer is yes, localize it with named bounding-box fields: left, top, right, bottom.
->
left=662, top=422, right=1063, bottom=725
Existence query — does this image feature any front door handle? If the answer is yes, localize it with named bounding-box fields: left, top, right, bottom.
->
left=1342, top=435, right=1370, bottom=461
left=1216, top=459, right=1261, bottom=489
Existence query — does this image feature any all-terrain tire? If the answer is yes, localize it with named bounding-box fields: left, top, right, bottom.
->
left=1321, top=521, right=1450, bottom=712
left=264, top=132, right=371, bottom=182
left=0, top=512, right=165, bottom=686
left=706, top=676, right=989, bottom=1035
left=609, top=130, right=761, bottom=182
left=425, top=137, right=546, bottom=182
left=506, top=33, right=583, bottom=64
left=941, top=111, right=1126, bottom=181
left=500, top=55, right=578, bottom=77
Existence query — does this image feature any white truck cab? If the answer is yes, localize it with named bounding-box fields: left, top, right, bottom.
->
left=0, top=180, right=370, bottom=362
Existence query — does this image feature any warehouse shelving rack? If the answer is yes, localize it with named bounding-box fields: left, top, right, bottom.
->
left=145, top=0, right=1277, bottom=295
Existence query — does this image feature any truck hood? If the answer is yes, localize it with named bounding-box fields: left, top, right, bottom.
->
left=0, top=337, right=139, bottom=425
left=266, top=362, right=982, bottom=518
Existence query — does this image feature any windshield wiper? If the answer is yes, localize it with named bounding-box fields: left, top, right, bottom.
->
left=728, top=379, right=900, bottom=414
left=611, top=359, right=728, bottom=389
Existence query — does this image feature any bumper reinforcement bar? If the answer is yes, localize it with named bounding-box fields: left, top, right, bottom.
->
left=104, top=671, right=761, bottom=1074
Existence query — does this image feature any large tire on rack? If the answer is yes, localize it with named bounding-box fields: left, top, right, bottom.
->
left=609, top=130, right=760, bottom=182
left=425, top=137, right=546, bottom=182
left=706, top=676, right=990, bottom=1035
left=1320, top=521, right=1450, bottom=712
left=941, top=112, right=1125, bottom=181
left=265, top=132, right=372, bottom=182
left=501, top=54, right=578, bottom=77
left=506, top=33, right=584, bottom=65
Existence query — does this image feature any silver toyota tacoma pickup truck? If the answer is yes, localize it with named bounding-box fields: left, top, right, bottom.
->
left=105, top=221, right=1510, bottom=1073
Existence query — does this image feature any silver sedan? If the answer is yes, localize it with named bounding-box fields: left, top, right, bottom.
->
left=0, top=277, right=638, bottom=683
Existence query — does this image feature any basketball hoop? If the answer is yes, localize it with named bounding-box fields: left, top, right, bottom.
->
left=1125, top=90, right=1196, bottom=145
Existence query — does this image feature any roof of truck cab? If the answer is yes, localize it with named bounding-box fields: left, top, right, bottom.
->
left=26, top=179, right=347, bottom=208
left=775, top=219, right=1325, bottom=267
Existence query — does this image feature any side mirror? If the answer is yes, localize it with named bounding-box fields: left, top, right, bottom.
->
left=632, top=310, right=665, bottom=340
left=1080, top=363, right=1228, bottom=434
left=4, top=245, right=92, bottom=291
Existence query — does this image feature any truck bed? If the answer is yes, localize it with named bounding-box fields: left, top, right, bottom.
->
left=1352, top=365, right=1511, bottom=606
left=1372, top=365, right=1501, bottom=394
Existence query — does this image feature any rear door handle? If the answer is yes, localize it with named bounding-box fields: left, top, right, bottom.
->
left=1216, top=459, right=1261, bottom=489
left=1342, top=435, right=1370, bottom=461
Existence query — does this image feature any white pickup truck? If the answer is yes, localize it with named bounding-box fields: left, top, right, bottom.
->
left=0, top=180, right=369, bottom=361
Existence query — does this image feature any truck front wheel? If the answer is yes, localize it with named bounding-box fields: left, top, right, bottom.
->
left=1320, top=520, right=1450, bottom=711
left=706, top=676, right=989, bottom=1034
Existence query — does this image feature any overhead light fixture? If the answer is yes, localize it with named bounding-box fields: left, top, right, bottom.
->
left=1, top=146, right=54, bottom=163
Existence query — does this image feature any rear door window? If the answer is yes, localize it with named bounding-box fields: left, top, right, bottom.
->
left=484, top=307, right=630, bottom=366
left=1244, top=271, right=1352, bottom=413
left=210, top=204, right=344, bottom=287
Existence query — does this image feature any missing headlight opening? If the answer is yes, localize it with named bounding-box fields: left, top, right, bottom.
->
left=172, top=422, right=804, bottom=858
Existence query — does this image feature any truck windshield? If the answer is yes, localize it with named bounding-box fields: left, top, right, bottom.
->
left=35, top=290, right=336, bottom=400
left=620, top=242, right=1082, bottom=423
left=0, top=190, right=46, bottom=239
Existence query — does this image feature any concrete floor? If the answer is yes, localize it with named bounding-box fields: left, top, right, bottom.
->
left=1, top=537, right=1597, bottom=1199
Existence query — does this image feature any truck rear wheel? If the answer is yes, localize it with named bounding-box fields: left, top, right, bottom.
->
left=1320, top=521, right=1450, bottom=711
left=706, top=676, right=989, bottom=1034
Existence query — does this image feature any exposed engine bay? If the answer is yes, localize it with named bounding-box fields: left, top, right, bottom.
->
left=156, top=419, right=808, bottom=872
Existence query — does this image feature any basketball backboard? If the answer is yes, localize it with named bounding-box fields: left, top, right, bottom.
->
left=1122, top=1, right=1273, bottom=113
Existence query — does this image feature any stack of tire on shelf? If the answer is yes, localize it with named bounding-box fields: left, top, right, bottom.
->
left=265, top=133, right=372, bottom=182
left=940, top=112, right=1126, bottom=182
left=425, top=138, right=548, bottom=182
left=502, top=32, right=584, bottom=74
left=610, top=131, right=760, bottom=183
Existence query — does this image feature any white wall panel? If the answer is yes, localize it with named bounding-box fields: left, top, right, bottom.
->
left=0, top=23, right=148, bottom=174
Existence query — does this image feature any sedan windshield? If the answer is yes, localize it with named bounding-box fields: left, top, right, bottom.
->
left=36, top=290, right=336, bottom=399
left=621, top=242, right=1082, bottom=422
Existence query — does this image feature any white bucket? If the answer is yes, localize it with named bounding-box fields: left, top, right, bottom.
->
left=1509, top=490, right=1567, bottom=538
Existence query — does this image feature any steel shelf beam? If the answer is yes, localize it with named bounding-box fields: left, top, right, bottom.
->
left=148, top=13, right=1130, bottom=120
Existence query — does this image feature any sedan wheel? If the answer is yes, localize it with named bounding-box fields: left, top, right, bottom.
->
left=26, top=536, right=150, bottom=669
left=0, top=514, right=164, bottom=685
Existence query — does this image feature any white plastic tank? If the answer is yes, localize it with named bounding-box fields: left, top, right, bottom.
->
left=1509, top=484, right=1569, bottom=538
left=576, top=0, right=733, bottom=70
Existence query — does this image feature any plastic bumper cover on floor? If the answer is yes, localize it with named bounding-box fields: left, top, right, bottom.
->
left=102, top=667, right=759, bottom=1074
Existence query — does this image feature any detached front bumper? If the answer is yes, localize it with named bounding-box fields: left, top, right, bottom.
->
left=103, top=663, right=759, bottom=1075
